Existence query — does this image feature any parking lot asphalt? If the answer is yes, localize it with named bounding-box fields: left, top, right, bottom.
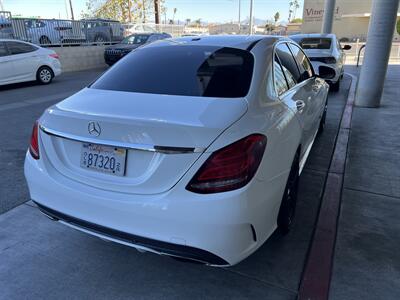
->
left=0, top=71, right=351, bottom=299
left=0, top=68, right=106, bottom=214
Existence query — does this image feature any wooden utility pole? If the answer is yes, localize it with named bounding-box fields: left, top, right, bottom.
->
left=154, top=0, right=160, bottom=24
left=68, top=0, right=75, bottom=20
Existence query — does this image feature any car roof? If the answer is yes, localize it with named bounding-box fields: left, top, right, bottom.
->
left=150, top=35, right=283, bottom=50
left=290, top=33, right=336, bottom=40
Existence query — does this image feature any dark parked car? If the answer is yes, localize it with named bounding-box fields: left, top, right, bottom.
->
left=104, top=32, right=171, bottom=66
left=82, top=18, right=124, bottom=43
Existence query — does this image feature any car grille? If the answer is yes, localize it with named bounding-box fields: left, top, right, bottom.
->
left=106, top=49, right=122, bottom=56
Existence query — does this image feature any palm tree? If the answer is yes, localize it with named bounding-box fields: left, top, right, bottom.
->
left=195, top=18, right=201, bottom=28
left=172, top=7, right=177, bottom=24
left=185, top=18, right=191, bottom=26
left=288, top=0, right=300, bottom=22
left=274, top=12, right=280, bottom=25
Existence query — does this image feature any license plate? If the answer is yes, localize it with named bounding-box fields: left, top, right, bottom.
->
left=80, top=143, right=126, bottom=176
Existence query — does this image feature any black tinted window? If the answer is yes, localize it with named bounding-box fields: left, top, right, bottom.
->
left=288, top=43, right=313, bottom=81
left=276, top=43, right=300, bottom=83
left=298, top=38, right=332, bottom=49
left=7, top=42, right=37, bottom=55
left=91, top=45, right=254, bottom=98
left=0, top=42, right=8, bottom=57
left=273, top=60, right=289, bottom=96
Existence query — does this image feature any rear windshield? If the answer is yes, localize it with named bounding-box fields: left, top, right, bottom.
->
left=91, top=45, right=254, bottom=98
left=296, top=38, right=332, bottom=50
left=121, top=34, right=149, bottom=44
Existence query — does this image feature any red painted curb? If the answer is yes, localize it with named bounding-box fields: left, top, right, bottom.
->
left=298, top=75, right=357, bottom=300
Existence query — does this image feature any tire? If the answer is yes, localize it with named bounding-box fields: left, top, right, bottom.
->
left=277, top=152, right=300, bottom=235
left=94, top=35, right=106, bottom=44
left=330, top=79, right=340, bottom=92
left=36, top=66, right=54, bottom=85
left=318, top=101, right=328, bottom=134
left=39, top=36, right=51, bottom=45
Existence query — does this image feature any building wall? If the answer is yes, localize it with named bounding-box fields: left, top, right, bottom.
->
left=49, top=45, right=108, bottom=72
left=302, top=0, right=400, bottom=41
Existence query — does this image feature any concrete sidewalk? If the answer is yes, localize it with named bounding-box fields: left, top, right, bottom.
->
left=330, top=65, right=400, bottom=299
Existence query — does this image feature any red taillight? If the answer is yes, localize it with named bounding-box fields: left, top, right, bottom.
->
left=29, top=121, right=40, bottom=160
left=186, top=134, right=267, bottom=194
left=49, top=53, right=59, bottom=59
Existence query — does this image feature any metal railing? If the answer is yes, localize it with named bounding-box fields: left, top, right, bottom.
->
left=0, top=13, right=187, bottom=46
left=343, top=41, right=400, bottom=65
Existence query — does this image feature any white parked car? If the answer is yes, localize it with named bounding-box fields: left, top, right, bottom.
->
left=0, top=39, right=61, bottom=85
left=290, top=33, right=351, bottom=91
left=25, top=36, right=330, bottom=266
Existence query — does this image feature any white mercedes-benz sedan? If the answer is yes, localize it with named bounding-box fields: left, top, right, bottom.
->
left=25, top=35, right=330, bottom=266
left=290, top=33, right=351, bottom=91
left=0, top=39, right=61, bottom=86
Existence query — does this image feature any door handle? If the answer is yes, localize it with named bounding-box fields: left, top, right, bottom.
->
left=296, top=100, right=306, bottom=112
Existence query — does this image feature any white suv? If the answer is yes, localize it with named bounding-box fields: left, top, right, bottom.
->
left=290, top=33, right=351, bottom=91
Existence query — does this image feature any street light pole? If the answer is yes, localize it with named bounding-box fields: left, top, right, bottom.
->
left=238, top=0, right=242, bottom=34
left=0, top=0, right=4, bottom=11
left=249, top=0, right=254, bottom=35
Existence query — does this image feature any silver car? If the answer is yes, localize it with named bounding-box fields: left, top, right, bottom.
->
left=290, top=33, right=351, bottom=91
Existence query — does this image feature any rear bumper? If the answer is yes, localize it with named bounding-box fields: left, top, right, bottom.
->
left=35, top=201, right=228, bottom=265
left=24, top=151, right=277, bottom=266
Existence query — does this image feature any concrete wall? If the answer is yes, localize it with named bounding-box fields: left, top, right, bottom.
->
left=49, top=45, right=108, bottom=72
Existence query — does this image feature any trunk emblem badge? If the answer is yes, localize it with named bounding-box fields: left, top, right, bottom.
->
left=88, top=121, right=101, bottom=137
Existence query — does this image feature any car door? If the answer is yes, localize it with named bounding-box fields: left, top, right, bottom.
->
left=288, top=42, right=325, bottom=134
left=5, top=41, right=40, bottom=82
left=0, top=42, right=15, bottom=85
left=275, top=42, right=319, bottom=158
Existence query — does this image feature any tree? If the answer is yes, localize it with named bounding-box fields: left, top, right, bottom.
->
left=265, top=20, right=275, bottom=34
left=288, top=0, right=300, bottom=22
left=82, top=0, right=165, bottom=23
left=194, top=18, right=201, bottom=28
left=185, top=18, right=191, bottom=26
left=274, top=12, right=280, bottom=24
left=172, top=7, right=177, bottom=24
left=291, top=18, right=302, bottom=23
left=397, top=19, right=400, bottom=35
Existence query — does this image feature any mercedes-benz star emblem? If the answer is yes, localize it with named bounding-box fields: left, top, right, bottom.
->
left=88, top=121, right=101, bottom=137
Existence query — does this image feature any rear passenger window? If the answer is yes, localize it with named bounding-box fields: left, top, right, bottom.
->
left=288, top=43, right=313, bottom=81
left=276, top=43, right=300, bottom=83
left=0, top=42, right=8, bottom=57
left=7, top=42, right=37, bottom=55
left=273, top=61, right=289, bottom=96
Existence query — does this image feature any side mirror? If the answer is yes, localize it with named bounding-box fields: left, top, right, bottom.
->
left=342, top=44, right=352, bottom=50
left=318, top=66, right=336, bottom=80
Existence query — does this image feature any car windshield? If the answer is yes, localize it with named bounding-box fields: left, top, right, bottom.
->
left=121, top=34, right=149, bottom=44
left=91, top=45, right=254, bottom=98
left=295, top=38, right=332, bottom=50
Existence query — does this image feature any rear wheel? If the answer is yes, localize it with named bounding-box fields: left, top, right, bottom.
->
left=36, top=66, right=54, bottom=85
left=277, top=152, right=300, bottom=234
left=94, top=35, right=106, bottom=44
left=330, top=79, right=340, bottom=92
left=39, top=36, right=51, bottom=45
left=318, top=101, right=328, bottom=134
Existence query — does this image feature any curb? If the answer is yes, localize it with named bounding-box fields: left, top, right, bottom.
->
left=298, top=73, right=358, bottom=300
